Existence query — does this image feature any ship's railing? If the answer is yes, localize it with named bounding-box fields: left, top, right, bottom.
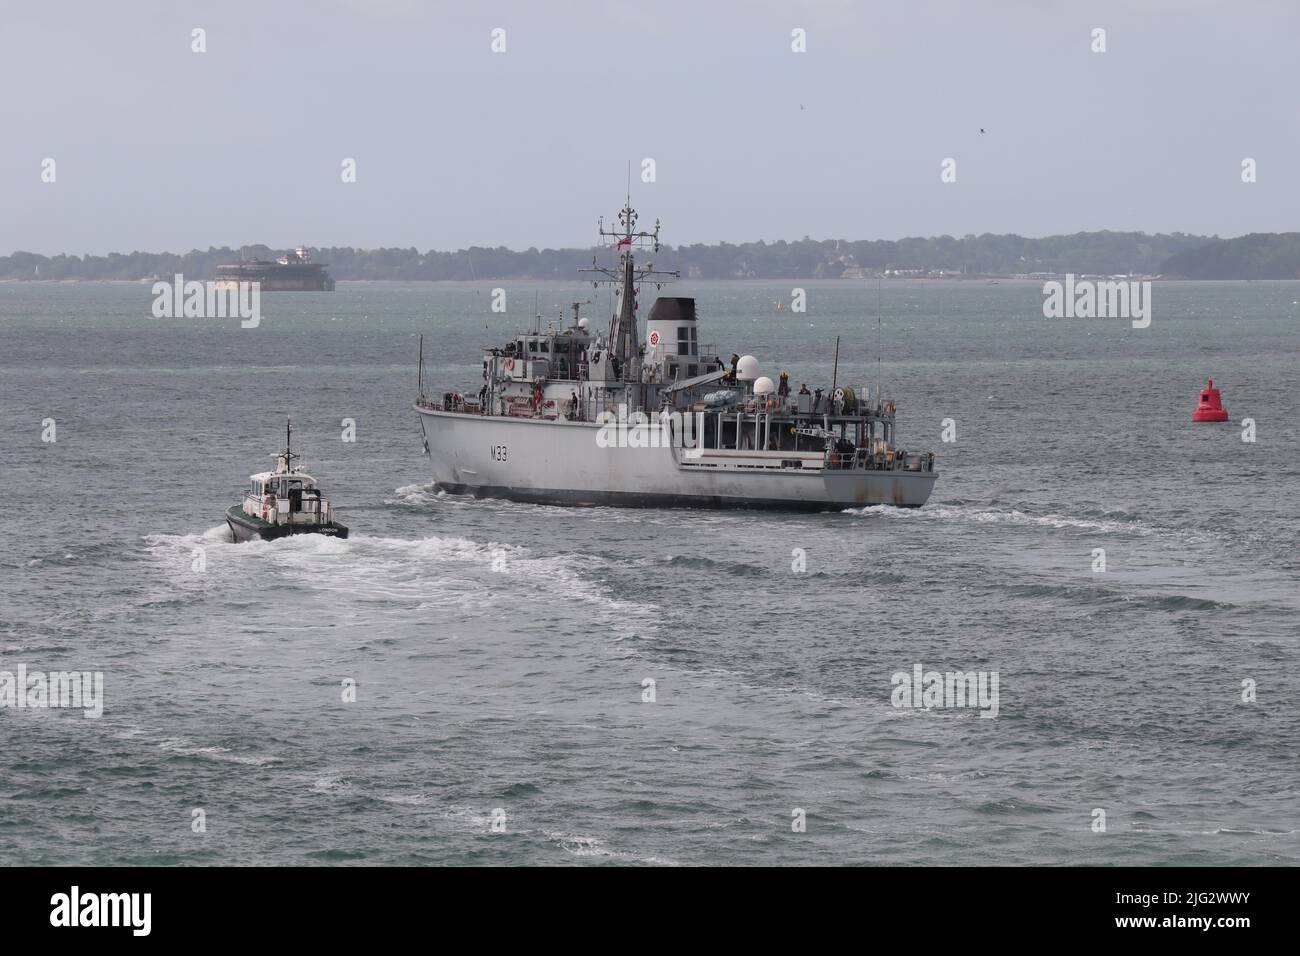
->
left=824, top=449, right=868, bottom=471
left=823, top=449, right=936, bottom=472
left=416, top=392, right=484, bottom=415
left=242, top=492, right=334, bottom=524
left=283, top=495, right=331, bottom=524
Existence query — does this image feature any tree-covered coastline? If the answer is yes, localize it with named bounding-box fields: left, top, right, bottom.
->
left=4, top=231, right=1299, bottom=281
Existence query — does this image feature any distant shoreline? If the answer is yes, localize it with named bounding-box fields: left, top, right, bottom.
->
left=6, top=230, right=1298, bottom=281
left=4, top=275, right=1296, bottom=286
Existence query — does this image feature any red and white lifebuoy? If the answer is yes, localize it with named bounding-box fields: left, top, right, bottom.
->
left=505, top=358, right=516, bottom=372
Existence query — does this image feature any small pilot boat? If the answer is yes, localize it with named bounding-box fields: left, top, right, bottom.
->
left=225, top=419, right=348, bottom=542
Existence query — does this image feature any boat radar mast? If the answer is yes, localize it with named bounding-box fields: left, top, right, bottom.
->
left=580, top=199, right=678, bottom=381
left=275, top=417, right=301, bottom=473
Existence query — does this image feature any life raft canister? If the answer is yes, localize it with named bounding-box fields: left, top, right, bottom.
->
left=1192, top=378, right=1229, bottom=422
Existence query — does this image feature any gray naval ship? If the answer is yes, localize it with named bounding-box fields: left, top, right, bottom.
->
left=414, top=201, right=937, bottom=510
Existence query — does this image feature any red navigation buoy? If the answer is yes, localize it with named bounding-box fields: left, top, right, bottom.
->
left=1192, top=378, right=1229, bottom=422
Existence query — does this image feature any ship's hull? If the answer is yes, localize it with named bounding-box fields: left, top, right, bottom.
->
left=213, top=276, right=335, bottom=292
left=225, top=506, right=349, bottom=542
left=214, top=264, right=334, bottom=292
left=415, top=407, right=936, bottom=510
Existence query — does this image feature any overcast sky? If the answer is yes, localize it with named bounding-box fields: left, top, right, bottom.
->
left=2, top=0, right=1297, bottom=255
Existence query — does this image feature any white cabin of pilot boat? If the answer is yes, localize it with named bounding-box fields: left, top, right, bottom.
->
left=241, top=460, right=336, bottom=529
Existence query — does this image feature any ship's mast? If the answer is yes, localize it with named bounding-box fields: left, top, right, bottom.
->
left=277, top=416, right=300, bottom=473
left=581, top=197, right=678, bottom=383
left=570, top=300, right=590, bottom=327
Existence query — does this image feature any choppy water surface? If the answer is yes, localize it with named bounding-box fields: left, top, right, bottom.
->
left=1, top=279, right=1297, bottom=865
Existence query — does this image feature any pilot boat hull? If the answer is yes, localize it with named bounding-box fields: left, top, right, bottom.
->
left=415, top=407, right=936, bottom=510
left=225, top=505, right=349, bottom=542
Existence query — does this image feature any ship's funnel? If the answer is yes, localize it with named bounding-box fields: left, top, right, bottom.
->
left=646, top=297, right=696, bottom=324
left=645, top=296, right=699, bottom=366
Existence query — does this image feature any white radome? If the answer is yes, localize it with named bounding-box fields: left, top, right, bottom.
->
left=736, top=355, right=759, bottom=381
left=577, top=317, right=589, bottom=330
left=753, top=376, right=775, bottom=395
